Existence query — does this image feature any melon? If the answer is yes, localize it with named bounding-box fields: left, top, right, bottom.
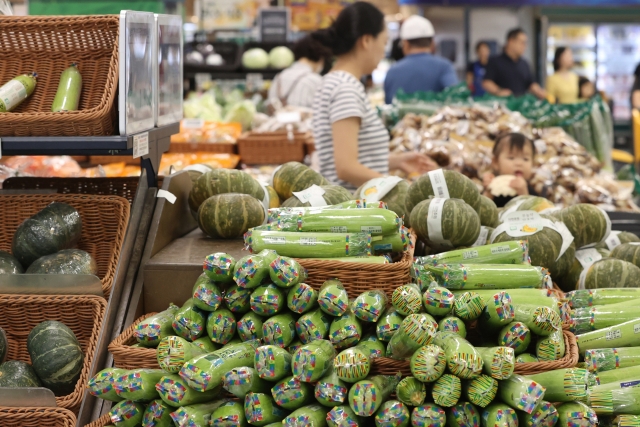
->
left=405, top=170, right=481, bottom=217
left=476, top=196, right=499, bottom=227
left=266, top=185, right=281, bottom=209
left=189, top=169, right=265, bottom=214
left=272, top=162, right=329, bottom=200
left=0, top=361, right=42, bottom=388
left=410, top=198, right=481, bottom=249
left=492, top=222, right=563, bottom=273
left=560, top=248, right=611, bottom=292
left=281, top=185, right=352, bottom=208
left=611, top=243, right=640, bottom=268
left=582, top=258, right=640, bottom=289
left=355, top=178, right=410, bottom=226
left=596, top=231, right=640, bottom=250
left=198, top=193, right=265, bottom=239
left=26, top=249, right=98, bottom=275
left=0, top=251, right=23, bottom=274
left=27, top=320, right=84, bottom=396
left=551, top=204, right=610, bottom=249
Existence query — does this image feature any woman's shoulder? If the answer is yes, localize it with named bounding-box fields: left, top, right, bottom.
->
left=320, top=71, right=365, bottom=96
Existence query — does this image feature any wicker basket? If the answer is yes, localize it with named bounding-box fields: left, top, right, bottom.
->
left=0, top=295, right=107, bottom=413
left=0, top=194, right=130, bottom=297
left=109, top=313, right=160, bottom=370
left=0, top=407, right=77, bottom=427
left=237, top=132, right=309, bottom=165
left=0, top=15, right=119, bottom=137
left=169, top=142, right=237, bottom=154
left=85, top=413, right=112, bottom=427
left=370, top=357, right=412, bottom=377
left=513, top=329, right=579, bottom=375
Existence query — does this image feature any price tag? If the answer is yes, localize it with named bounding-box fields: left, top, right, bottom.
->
left=276, top=111, right=301, bottom=124
left=427, top=198, right=451, bottom=246
left=182, top=118, right=205, bottom=129
left=300, top=237, right=317, bottom=246
left=575, top=248, right=603, bottom=269
left=605, top=231, right=622, bottom=250
left=428, top=169, right=450, bottom=199
left=133, top=132, right=149, bottom=159
left=357, top=176, right=403, bottom=202
left=472, top=227, right=489, bottom=247
left=157, top=189, right=177, bottom=204
left=293, top=184, right=326, bottom=207
left=606, top=329, right=622, bottom=341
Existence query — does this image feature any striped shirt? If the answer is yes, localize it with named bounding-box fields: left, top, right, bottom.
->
left=312, top=71, right=390, bottom=191
left=268, top=61, right=322, bottom=109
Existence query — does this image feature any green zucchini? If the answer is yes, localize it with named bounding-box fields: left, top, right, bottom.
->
left=318, top=279, right=350, bottom=317
left=432, top=374, right=461, bottom=407
left=348, top=374, right=401, bottom=416
left=572, top=301, right=640, bottom=334
left=210, top=400, right=248, bottom=427
left=179, top=340, right=260, bottom=392
left=287, top=282, right=319, bottom=314
left=250, top=283, right=285, bottom=316
left=453, top=292, right=486, bottom=321
left=465, top=374, right=498, bottom=408
left=513, top=304, right=561, bottom=336
left=52, top=63, right=81, bottom=112
left=262, top=312, right=297, bottom=348
left=447, top=402, right=481, bottom=427
left=416, top=241, right=528, bottom=266
left=516, top=354, right=540, bottom=363
left=526, top=368, right=589, bottom=402
left=576, top=319, right=640, bottom=355
left=172, top=299, right=206, bottom=341
left=205, top=307, right=236, bottom=344
left=376, top=307, right=405, bottom=342
left=87, top=368, right=127, bottom=402
left=476, top=347, right=515, bottom=380
left=556, top=402, right=598, bottom=427
left=498, top=374, right=546, bottom=414
left=374, top=400, right=410, bottom=427
left=478, top=291, right=515, bottom=329
left=386, top=313, right=438, bottom=360
left=595, top=365, right=640, bottom=386
left=498, top=322, right=532, bottom=355
left=615, top=415, right=640, bottom=427
left=156, top=373, right=221, bottom=406
left=373, top=228, right=410, bottom=254
left=353, top=290, right=388, bottom=322
left=518, top=401, right=558, bottom=427
left=585, top=348, right=640, bottom=374
left=307, top=255, right=391, bottom=264
left=283, top=404, right=331, bottom=427
left=109, top=400, right=145, bottom=427
left=330, top=312, right=363, bottom=349
left=334, top=345, right=371, bottom=383
left=275, top=207, right=399, bottom=235
left=412, top=264, right=437, bottom=292
left=255, top=344, right=292, bottom=381
left=568, top=288, right=640, bottom=309
left=244, top=392, right=289, bottom=426
left=396, top=376, right=426, bottom=407
left=434, top=331, right=484, bottom=379
left=222, top=366, right=271, bottom=398
left=237, top=311, right=264, bottom=342
left=223, top=284, right=252, bottom=314
left=315, top=368, right=349, bottom=407
left=423, top=286, right=455, bottom=317
left=233, top=250, right=278, bottom=289
left=292, top=339, right=336, bottom=382
left=392, top=283, right=423, bottom=316
left=412, top=403, right=446, bottom=427
left=327, top=405, right=366, bottom=427
left=269, top=255, right=307, bottom=288
left=410, top=344, right=446, bottom=382
left=536, top=329, right=565, bottom=361
left=271, top=375, right=314, bottom=410
left=191, top=273, right=222, bottom=311
left=142, top=399, right=174, bottom=427
left=428, top=264, right=548, bottom=290
left=192, top=336, right=217, bottom=352
left=438, top=316, right=467, bottom=338
left=203, top=252, right=236, bottom=283
left=114, top=369, right=165, bottom=402
left=170, top=399, right=232, bottom=427
left=296, top=308, right=332, bottom=344
left=288, top=340, right=304, bottom=354
left=481, top=403, right=518, bottom=427
left=358, top=332, right=385, bottom=359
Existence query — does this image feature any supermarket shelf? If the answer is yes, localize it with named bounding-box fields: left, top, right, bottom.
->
left=184, top=64, right=280, bottom=80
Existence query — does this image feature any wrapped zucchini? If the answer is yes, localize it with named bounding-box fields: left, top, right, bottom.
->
left=386, top=313, right=438, bottom=360
left=269, top=255, right=307, bottom=288
left=250, top=283, right=285, bottom=316
left=318, top=279, right=350, bottom=317
left=498, top=322, right=532, bottom=355
left=223, top=284, right=252, bottom=314
left=376, top=307, right=405, bottom=342
left=206, top=307, right=236, bottom=344
left=392, top=283, right=423, bottom=316
left=296, top=308, right=332, bottom=344
left=513, top=304, right=561, bottom=336
left=191, top=273, right=222, bottom=311
left=315, top=368, right=349, bottom=407
left=412, top=264, right=437, bottom=292
left=262, top=312, right=296, bottom=348
left=594, top=365, right=640, bottom=386
left=374, top=400, right=410, bottom=427
left=233, top=250, right=278, bottom=289
left=576, top=319, right=640, bottom=355
left=568, top=288, right=640, bottom=309
left=237, top=311, right=264, bottom=342
left=170, top=399, right=232, bottom=427
left=348, top=374, right=401, bottom=416
left=434, top=331, right=484, bottom=379
left=432, top=374, right=461, bottom=407
left=156, top=374, right=221, bottom=406
left=292, top=339, right=337, bottom=382
left=423, top=286, right=455, bottom=317
left=275, top=208, right=400, bottom=236
left=478, top=291, right=515, bottom=329
left=438, top=316, right=467, bottom=338
left=134, top=305, right=179, bottom=347
left=358, top=331, right=385, bottom=359
left=410, top=344, right=446, bottom=382
left=244, top=392, right=289, bottom=426
left=396, top=376, right=426, bottom=407
left=498, top=374, right=546, bottom=414
left=203, top=252, right=235, bottom=283
left=327, top=405, right=366, bottom=427
left=88, top=368, right=127, bottom=402
left=373, top=227, right=411, bottom=254
left=192, top=336, right=217, bottom=352
left=255, top=345, right=292, bottom=381
left=416, top=241, right=529, bottom=266
left=109, top=400, right=145, bottom=427
left=271, top=375, right=314, bottom=410
left=572, top=301, right=640, bottom=334
left=223, top=366, right=271, bottom=398
left=334, top=344, right=372, bottom=383
left=113, top=369, right=165, bottom=402
left=585, top=348, right=640, bottom=374
left=428, top=264, right=549, bottom=290
left=526, top=368, right=589, bottom=402
left=412, top=403, right=446, bottom=427
left=210, top=400, right=248, bottom=427
left=142, top=399, right=173, bottom=427
left=245, top=229, right=372, bottom=258
left=447, top=402, right=481, bottom=427
left=476, top=346, right=515, bottom=380
left=556, top=402, right=597, bottom=427
left=283, top=404, right=330, bottom=427
left=518, top=401, right=558, bottom=427
left=536, top=329, right=565, bottom=361
left=453, top=292, right=486, bottom=321
left=517, top=353, right=540, bottom=363
left=464, top=374, right=498, bottom=408
left=481, top=403, right=518, bottom=427
left=329, top=312, right=363, bottom=349
left=287, top=282, right=319, bottom=314
left=171, top=299, right=206, bottom=341
left=353, top=290, right=388, bottom=322
left=156, top=336, right=207, bottom=374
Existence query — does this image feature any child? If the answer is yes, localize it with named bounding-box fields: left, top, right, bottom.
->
left=483, top=132, right=539, bottom=208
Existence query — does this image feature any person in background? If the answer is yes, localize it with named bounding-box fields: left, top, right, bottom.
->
left=546, top=47, right=579, bottom=104
left=383, top=15, right=457, bottom=104
left=483, top=28, right=547, bottom=99
left=466, top=41, right=490, bottom=97
left=579, top=76, right=597, bottom=100
left=311, top=2, right=437, bottom=191
left=631, top=64, right=640, bottom=109
left=267, top=35, right=332, bottom=109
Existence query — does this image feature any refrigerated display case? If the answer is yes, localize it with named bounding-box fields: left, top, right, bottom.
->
left=546, top=24, right=596, bottom=83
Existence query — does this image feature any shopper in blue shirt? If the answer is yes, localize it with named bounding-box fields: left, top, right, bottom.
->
left=384, top=15, right=458, bottom=104
left=466, top=41, right=490, bottom=97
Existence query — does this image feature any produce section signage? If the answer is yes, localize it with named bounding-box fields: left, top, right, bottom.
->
left=201, top=0, right=257, bottom=30
left=259, top=8, right=290, bottom=43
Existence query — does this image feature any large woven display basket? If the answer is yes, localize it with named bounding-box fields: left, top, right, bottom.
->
left=236, top=131, right=309, bottom=164
left=0, top=407, right=77, bottom=427
left=109, top=313, right=160, bottom=370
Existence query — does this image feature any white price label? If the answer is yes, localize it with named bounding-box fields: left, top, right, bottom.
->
left=293, top=185, right=326, bottom=207
left=276, top=111, right=302, bottom=124
left=361, top=226, right=382, bottom=234
left=357, top=176, right=403, bottom=202
left=330, top=226, right=348, bottom=233
left=492, top=211, right=558, bottom=240
left=428, top=169, right=450, bottom=199
left=264, top=236, right=286, bottom=245
left=472, top=227, right=489, bottom=247
left=133, top=132, right=149, bottom=159
left=575, top=248, right=603, bottom=269
left=427, top=198, right=451, bottom=246
left=605, top=231, right=622, bottom=250
left=300, top=237, right=317, bottom=246
left=635, top=323, right=640, bottom=334
left=463, top=250, right=479, bottom=260
left=606, top=329, right=622, bottom=341
left=182, top=118, right=205, bottom=129
left=157, top=189, right=177, bottom=204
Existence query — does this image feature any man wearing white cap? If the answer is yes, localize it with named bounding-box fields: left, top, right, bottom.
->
left=384, top=15, right=457, bottom=104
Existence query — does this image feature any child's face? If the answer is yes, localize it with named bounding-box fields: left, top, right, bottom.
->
left=493, top=143, right=534, bottom=180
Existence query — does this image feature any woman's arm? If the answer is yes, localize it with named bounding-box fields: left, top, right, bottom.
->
left=332, top=117, right=383, bottom=186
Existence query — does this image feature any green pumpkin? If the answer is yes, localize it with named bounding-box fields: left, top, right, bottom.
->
left=197, top=193, right=265, bottom=239
left=0, top=251, right=23, bottom=274
left=596, top=231, right=640, bottom=250
left=611, top=243, right=640, bottom=268
left=476, top=196, right=499, bottom=227
left=405, top=170, right=481, bottom=217
left=582, top=258, right=640, bottom=289
left=560, top=247, right=610, bottom=292
left=281, top=184, right=352, bottom=208
left=551, top=204, right=610, bottom=249
left=27, top=320, right=84, bottom=396
left=551, top=241, right=575, bottom=284
left=410, top=198, right=481, bottom=249
left=514, top=196, right=556, bottom=213
left=355, top=178, right=410, bottom=226
left=266, top=185, right=281, bottom=209
left=26, top=249, right=97, bottom=275
left=11, top=202, right=82, bottom=268
left=189, top=168, right=265, bottom=214
left=272, top=161, right=329, bottom=200
left=493, top=222, right=563, bottom=273
left=0, top=361, right=42, bottom=388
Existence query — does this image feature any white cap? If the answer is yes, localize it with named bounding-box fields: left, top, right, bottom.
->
left=401, top=15, right=435, bottom=40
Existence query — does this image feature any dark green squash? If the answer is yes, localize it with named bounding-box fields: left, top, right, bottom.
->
left=0, top=251, right=23, bottom=274
left=189, top=168, right=265, bottom=215
left=11, top=202, right=82, bottom=268
left=27, top=320, right=84, bottom=396
left=197, top=193, right=265, bottom=239
left=0, top=327, right=6, bottom=363
left=26, top=249, right=97, bottom=275
left=0, top=360, right=42, bottom=388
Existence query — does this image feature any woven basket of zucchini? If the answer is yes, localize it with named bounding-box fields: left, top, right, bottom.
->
left=0, top=194, right=130, bottom=297
left=0, top=407, right=77, bottom=427
left=108, top=314, right=161, bottom=370
left=0, top=295, right=107, bottom=413
left=85, top=413, right=111, bottom=427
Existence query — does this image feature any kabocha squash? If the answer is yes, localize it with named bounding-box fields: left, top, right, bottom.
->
left=551, top=204, right=610, bottom=249
left=611, top=243, right=640, bottom=268
left=477, top=196, right=499, bottom=228
left=512, top=196, right=556, bottom=214
left=26, top=249, right=98, bottom=275
left=561, top=248, right=611, bottom=292
left=281, top=184, right=352, bottom=208
left=27, top=320, right=84, bottom=396
left=596, top=231, right=640, bottom=251
left=265, top=185, right=280, bottom=209
left=0, top=360, right=42, bottom=387
left=189, top=168, right=265, bottom=214
left=271, top=161, right=329, bottom=200
left=0, top=251, right=23, bottom=274
left=405, top=169, right=481, bottom=215
left=197, top=193, right=265, bottom=239
left=12, top=202, right=82, bottom=268
left=581, top=258, right=640, bottom=289
left=410, top=198, right=481, bottom=250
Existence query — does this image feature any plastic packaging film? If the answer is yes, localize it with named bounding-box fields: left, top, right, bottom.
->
left=415, top=241, right=529, bottom=266
left=245, top=229, right=372, bottom=258
left=274, top=208, right=400, bottom=235
left=427, top=264, right=550, bottom=290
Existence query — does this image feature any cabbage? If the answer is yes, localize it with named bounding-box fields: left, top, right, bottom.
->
left=269, top=47, right=294, bottom=69
left=183, top=92, right=222, bottom=121
left=243, top=48, right=269, bottom=69
left=224, top=100, right=256, bottom=130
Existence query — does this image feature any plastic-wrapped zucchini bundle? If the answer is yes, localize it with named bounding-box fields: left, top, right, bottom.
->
left=274, top=208, right=400, bottom=236
left=476, top=347, right=515, bottom=380
left=373, top=226, right=411, bottom=254
left=427, top=264, right=550, bottom=290
left=571, top=300, right=640, bottom=334
left=556, top=402, right=597, bottom=427
left=576, top=319, right=640, bottom=355
left=156, top=336, right=207, bottom=373
left=88, top=368, right=127, bottom=402
left=348, top=374, right=401, bottom=416
left=203, top=252, right=236, bottom=283
left=411, top=403, right=446, bottom=427
left=134, top=305, right=179, bottom=347
left=432, top=373, right=461, bottom=407
left=223, top=366, right=270, bottom=398
left=415, top=241, right=529, bottom=266
left=109, top=400, right=145, bottom=427
left=589, top=388, right=640, bottom=415
left=498, top=374, right=546, bottom=414
left=439, top=316, right=467, bottom=338
left=434, top=331, right=484, bottom=379
left=518, top=401, right=558, bottom=427
left=396, top=376, right=427, bottom=407
left=536, top=330, right=565, bottom=361
left=453, top=292, right=486, bottom=321
left=423, top=286, right=455, bottom=317
left=465, top=375, right=498, bottom=408
left=499, top=322, right=532, bottom=355
left=386, top=313, right=438, bottom=360
left=526, top=368, right=589, bottom=403
left=374, top=400, right=411, bottom=427
left=191, top=273, right=223, bottom=311
left=585, top=348, right=640, bottom=374
left=245, top=229, right=372, bottom=258
left=267, top=199, right=383, bottom=223
left=271, top=375, right=314, bottom=410
left=568, top=288, right=640, bottom=309
left=170, top=399, right=233, bottom=427
left=352, top=290, right=387, bottom=322
left=233, top=250, right=278, bottom=289
left=592, top=365, right=640, bottom=386
left=513, top=304, right=561, bottom=336
left=411, top=264, right=437, bottom=292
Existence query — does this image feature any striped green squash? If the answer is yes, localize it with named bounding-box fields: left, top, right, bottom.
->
left=189, top=169, right=265, bottom=214
left=551, top=204, right=610, bottom=249
left=272, top=162, right=329, bottom=200
left=410, top=198, right=481, bottom=249
left=0, top=251, right=23, bottom=274
left=405, top=170, right=481, bottom=216
left=551, top=241, right=575, bottom=285
left=560, top=248, right=610, bottom=292
left=0, top=361, right=42, bottom=388
left=281, top=185, right=352, bottom=208
left=493, top=223, right=563, bottom=273
left=26, top=249, right=97, bottom=275
left=514, top=196, right=556, bottom=213
left=611, top=243, right=640, bottom=268
left=266, top=185, right=281, bottom=209
left=502, top=195, right=533, bottom=212
left=582, top=258, right=640, bottom=289
left=27, top=320, right=84, bottom=396
left=198, top=194, right=265, bottom=239
left=355, top=179, right=410, bottom=226
left=596, top=231, right=640, bottom=250
left=477, top=196, right=499, bottom=227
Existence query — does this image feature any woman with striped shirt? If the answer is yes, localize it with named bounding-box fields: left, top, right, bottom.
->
left=311, top=2, right=436, bottom=191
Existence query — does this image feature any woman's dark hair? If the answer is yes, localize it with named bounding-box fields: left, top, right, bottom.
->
left=553, top=47, right=568, bottom=72
left=292, top=35, right=333, bottom=63
left=311, top=1, right=385, bottom=56
left=492, top=132, right=536, bottom=158
left=475, top=40, right=489, bottom=52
